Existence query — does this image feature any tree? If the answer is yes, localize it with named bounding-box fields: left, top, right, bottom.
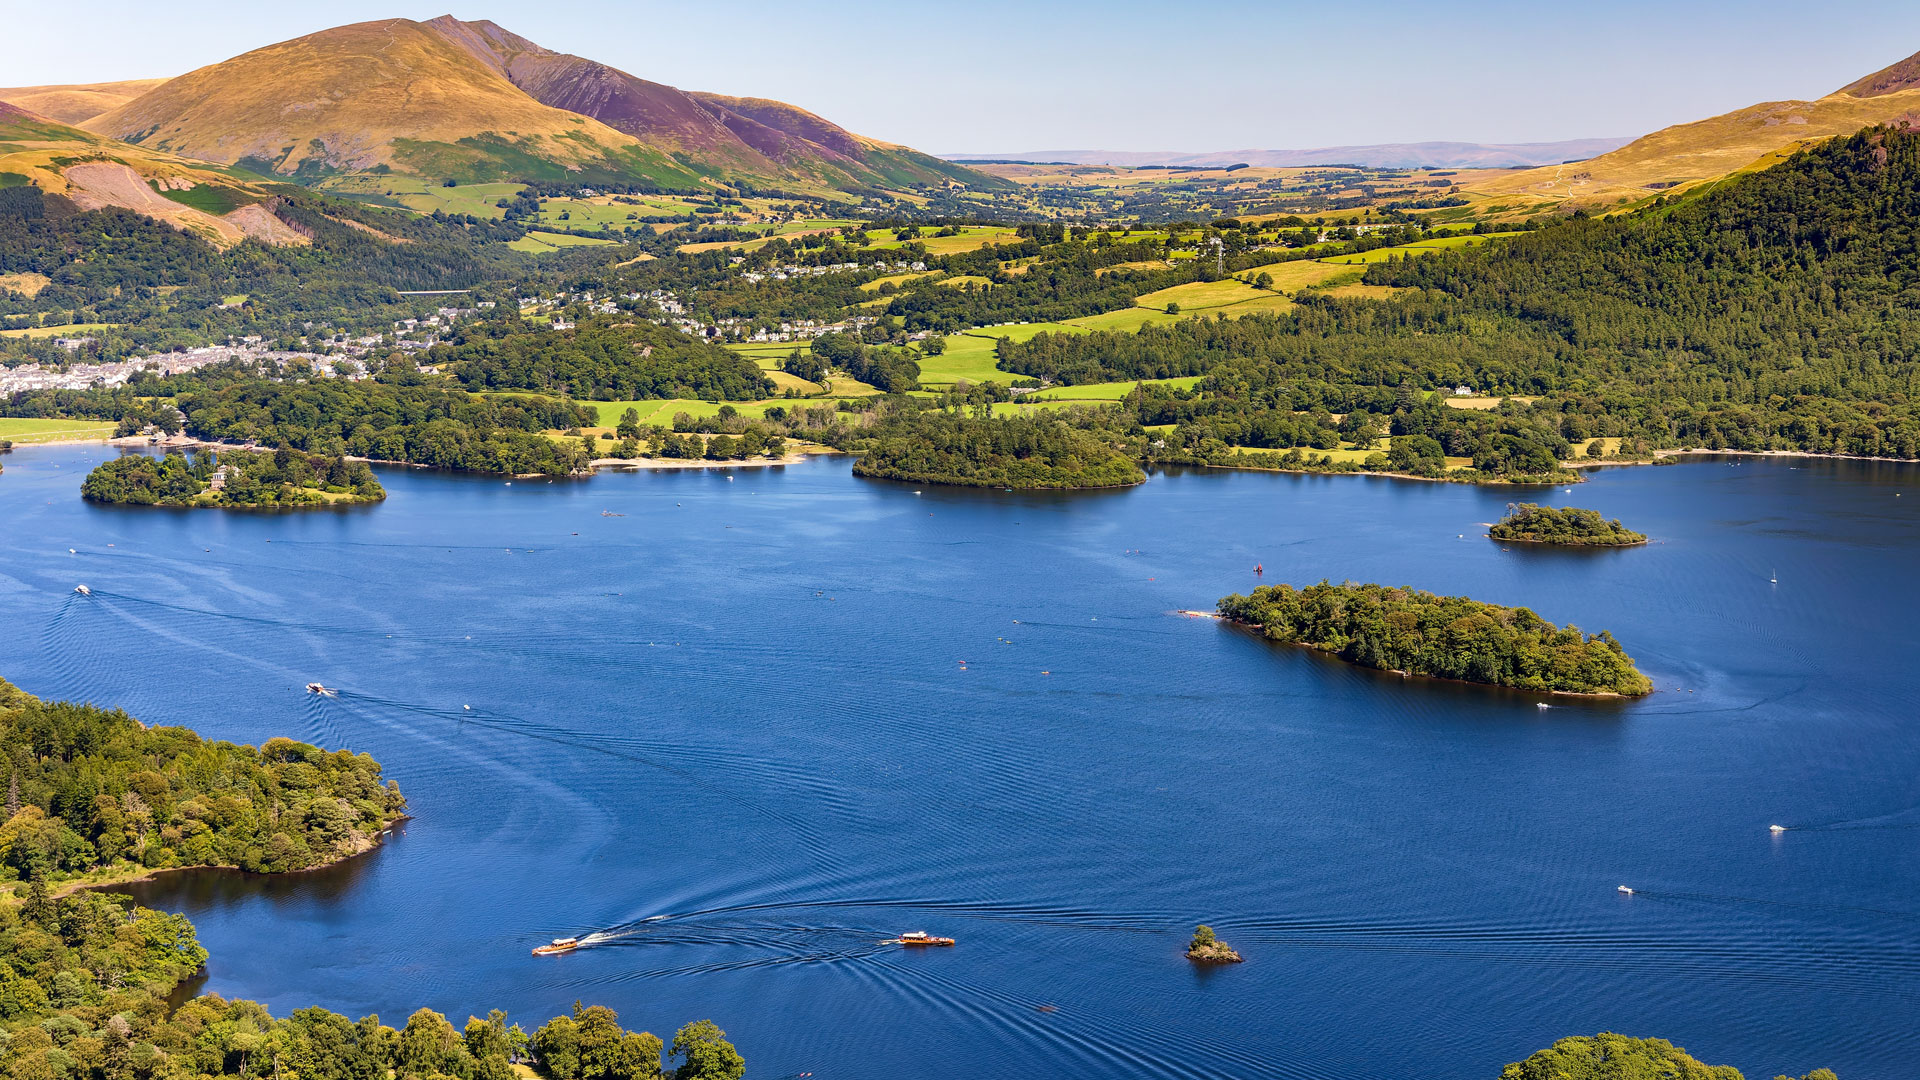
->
left=669, top=1022, right=742, bottom=1080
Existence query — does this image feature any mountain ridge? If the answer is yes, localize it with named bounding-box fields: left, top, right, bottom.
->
left=70, top=16, right=994, bottom=194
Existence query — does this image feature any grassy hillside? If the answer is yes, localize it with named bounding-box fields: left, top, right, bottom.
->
left=0, top=103, right=279, bottom=247
left=0, top=79, right=168, bottom=125
left=83, top=19, right=703, bottom=188
left=1465, top=47, right=1920, bottom=212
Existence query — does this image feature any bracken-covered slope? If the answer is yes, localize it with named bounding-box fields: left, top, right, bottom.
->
left=423, top=16, right=1005, bottom=192
left=0, top=79, right=169, bottom=125
left=1465, top=46, right=1920, bottom=210
left=0, top=102, right=295, bottom=247
left=82, top=18, right=706, bottom=188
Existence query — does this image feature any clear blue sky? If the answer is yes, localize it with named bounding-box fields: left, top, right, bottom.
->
left=12, top=0, right=1920, bottom=153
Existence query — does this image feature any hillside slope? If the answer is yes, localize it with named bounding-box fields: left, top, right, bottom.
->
left=0, top=79, right=169, bottom=125
left=76, top=16, right=995, bottom=194
left=1465, top=47, right=1920, bottom=210
left=83, top=18, right=704, bottom=188
left=0, top=102, right=293, bottom=247
left=424, top=16, right=1002, bottom=191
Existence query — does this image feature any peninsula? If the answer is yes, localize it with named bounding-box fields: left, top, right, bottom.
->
left=1217, top=581, right=1653, bottom=696
left=0, top=676, right=742, bottom=1080
left=80, top=448, right=385, bottom=508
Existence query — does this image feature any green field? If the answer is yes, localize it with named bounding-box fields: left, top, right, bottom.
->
left=318, top=176, right=526, bottom=219
left=0, top=418, right=116, bottom=443
left=1028, top=377, right=1202, bottom=401
left=0, top=322, right=114, bottom=339
left=1317, top=232, right=1523, bottom=265
left=507, top=231, right=620, bottom=254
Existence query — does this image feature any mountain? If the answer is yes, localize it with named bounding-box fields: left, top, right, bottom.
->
left=0, top=102, right=296, bottom=247
left=421, top=16, right=1000, bottom=191
left=77, top=16, right=997, bottom=194
left=947, top=140, right=1632, bottom=170
left=0, top=79, right=169, bottom=125
left=1464, top=47, right=1920, bottom=209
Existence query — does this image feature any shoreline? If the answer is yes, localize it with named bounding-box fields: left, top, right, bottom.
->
left=586, top=451, right=822, bottom=470
left=13, top=814, right=410, bottom=904
left=1486, top=533, right=1649, bottom=548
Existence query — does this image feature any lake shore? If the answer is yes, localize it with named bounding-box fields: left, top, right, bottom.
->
left=4, top=814, right=410, bottom=904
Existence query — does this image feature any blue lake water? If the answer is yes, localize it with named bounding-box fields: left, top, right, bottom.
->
left=1, top=445, right=1916, bottom=1080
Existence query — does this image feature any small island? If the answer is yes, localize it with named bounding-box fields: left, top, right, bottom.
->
left=1488, top=503, right=1647, bottom=547
left=81, top=448, right=385, bottom=508
left=1187, top=925, right=1243, bottom=964
left=1217, top=581, right=1653, bottom=696
left=852, top=411, right=1145, bottom=490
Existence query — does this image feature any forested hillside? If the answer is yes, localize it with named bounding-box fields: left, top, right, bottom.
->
left=1002, top=128, right=1920, bottom=462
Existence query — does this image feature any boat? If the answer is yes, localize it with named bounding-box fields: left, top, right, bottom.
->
left=1536, top=702, right=1551, bottom=710
left=305, top=683, right=336, bottom=696
left=73, top=585, right=90, bottom=595
left=1616, top=886, right=1634, bottom=895
left=1769, top=824, right=1787, bottom=834
left=893, top=931, right=955, bottom=947
left=532, top=937, right=580, bottom=956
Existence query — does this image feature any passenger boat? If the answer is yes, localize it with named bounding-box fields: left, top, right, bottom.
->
left=894, top=931, right=955, bottom=947
left=532, top=937, right=580, bottom=956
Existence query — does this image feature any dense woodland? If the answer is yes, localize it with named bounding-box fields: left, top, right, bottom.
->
left=0, top=677, right=403, bottom=879
left=81, top=450, right=384, bottom=508
left=1217, top=582, right=1653, bottom=696
left=851, top=408, right=1145, bottom=489
left=0, top=679, right=744, bottom=1080
left=1499, top=1034, right=1831, bottom=1080
left=430, top=317, right=772, bottom=401
left=1488, top=504, right=1646, bottom=546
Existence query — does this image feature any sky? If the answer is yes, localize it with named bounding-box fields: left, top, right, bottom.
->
left=10, top=0, right=1920, bottom=153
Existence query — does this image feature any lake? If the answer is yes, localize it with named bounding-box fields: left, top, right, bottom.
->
left=1, top=445, right=1915, bottom=1080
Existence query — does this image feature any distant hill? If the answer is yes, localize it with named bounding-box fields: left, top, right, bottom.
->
left=0, top=103, right=294, bottom=247
left=1465, top=47, right=1920, bottom=209
left=0, top=79, right=168, bottom=125
left=76, top=16, right=997, bottom=194
left=947, top=140, right=1632, bottom=170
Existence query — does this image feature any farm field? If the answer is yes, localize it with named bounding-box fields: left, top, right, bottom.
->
left=1317, top=232, right=1522, bottom=265
left=1028, top=377, right=1202, bottom=401
left=507, top=231, right=619, bottom=254
left=0, top=417, right=116, bottom=443
left=318, top=176, right=524, bottom=218
left=0, top=322, right=114, bottom=339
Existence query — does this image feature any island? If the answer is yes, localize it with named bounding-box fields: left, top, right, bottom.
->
left=851, top=411, right=1145, bottom=490
left=1488, top=503, right=1647, bottom=547
left=80, top=448, right=385, bottom=508
left=0, top=676, right=743, bottom=1080
left=1186, top=924, right=1244, bottom=964
left=1216, top=581, right=1653, bottom=696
